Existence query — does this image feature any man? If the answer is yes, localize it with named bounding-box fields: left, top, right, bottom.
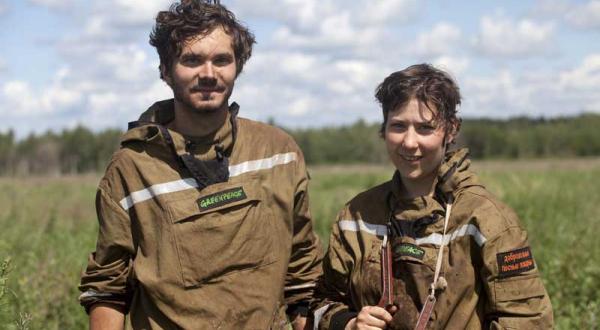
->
left=78, top=1, right=323, bottom=329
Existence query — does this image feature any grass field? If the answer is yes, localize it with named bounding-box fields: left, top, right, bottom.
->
left=0, top=158, right=599, bottom=329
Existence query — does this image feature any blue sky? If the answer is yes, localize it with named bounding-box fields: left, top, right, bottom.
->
left=1, top=0, right=599, bottom=138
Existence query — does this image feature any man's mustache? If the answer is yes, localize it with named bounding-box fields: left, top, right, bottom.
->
left=190, top=80, right=225, bottom=93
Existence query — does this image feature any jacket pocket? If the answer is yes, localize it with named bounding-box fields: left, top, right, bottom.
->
left=167, top=180, right=276, bottom=288
left=493, top=274, right=546, bottom=302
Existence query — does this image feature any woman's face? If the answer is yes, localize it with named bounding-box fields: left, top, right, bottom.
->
left=385, top=98, right=451, bottom=195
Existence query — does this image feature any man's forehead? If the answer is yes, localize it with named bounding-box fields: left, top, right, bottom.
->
left=181, top=26, right=234, bottom=52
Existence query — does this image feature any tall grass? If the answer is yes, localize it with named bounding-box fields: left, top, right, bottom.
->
left=0, top=160, right=598, bottom=329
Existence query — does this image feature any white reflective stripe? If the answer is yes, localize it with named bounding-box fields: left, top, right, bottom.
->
left=338, top=220, right=388, bottom=237
left=313, top=304, right=333, bottom=330
left=79, top=290, right=114, bottom=301
left=416, top=224, right=487, bottom=247
left=120, top=178, right=198, bottom=210
left=119, top=152, right=298, bottom=210
left=284, top=283, right=316, bottom=292
left=229, top=152, right=297, bottom=178
left=338, top=221, right=487, bottom=247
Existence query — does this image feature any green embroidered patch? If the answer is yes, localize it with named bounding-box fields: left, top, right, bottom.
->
left=197, top=187, right=247, bottom=211
left=394, top=243, right=425, bottom=260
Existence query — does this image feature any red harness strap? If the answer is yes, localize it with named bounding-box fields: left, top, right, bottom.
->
left=377, top=241, right=394, bottom=308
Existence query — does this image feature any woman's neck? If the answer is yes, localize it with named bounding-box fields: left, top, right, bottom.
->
left=400, top=172, right=437, bottom=199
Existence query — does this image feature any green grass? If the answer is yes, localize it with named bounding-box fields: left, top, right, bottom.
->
left=0, top=160, right=599, bottom=329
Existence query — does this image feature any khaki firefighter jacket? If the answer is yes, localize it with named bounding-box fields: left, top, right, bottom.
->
left=311, top=149, right=553, bottom=329
left=79, top=99, right=323, bottom=329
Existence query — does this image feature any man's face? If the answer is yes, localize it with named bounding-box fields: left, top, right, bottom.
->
left=163, top=26, right=237, bottom=113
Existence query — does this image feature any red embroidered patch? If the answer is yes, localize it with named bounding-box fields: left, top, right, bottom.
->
left=496, top=246, right=535, bottom=277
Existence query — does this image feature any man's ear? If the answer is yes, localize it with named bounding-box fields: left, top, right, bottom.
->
left=160, top=64, right=172, bottom=87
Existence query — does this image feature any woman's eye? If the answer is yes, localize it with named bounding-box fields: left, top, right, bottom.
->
left=418, top=124, right=436, bottom=132
left=390, top=123, right=406, bottom=130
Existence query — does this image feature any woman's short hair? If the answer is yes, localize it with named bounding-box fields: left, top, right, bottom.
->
left=374, top=63, right=462, bottom=137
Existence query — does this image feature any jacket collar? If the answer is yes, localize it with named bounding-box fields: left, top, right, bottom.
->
left=388, top=148, right=481, bottom=221
left=122, top=99, right=236, bottom=161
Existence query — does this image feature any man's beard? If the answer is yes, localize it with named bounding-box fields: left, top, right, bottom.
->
left=171, top=78, right=232, bottom=113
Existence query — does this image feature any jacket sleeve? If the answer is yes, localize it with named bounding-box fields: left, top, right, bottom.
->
left=311, top=213, right=358, bottom=330
left=480, top=205, right=554, bottom=329
left=78, top=183, right=135, bottom=313
left=283, top=148, right=324, bottom=316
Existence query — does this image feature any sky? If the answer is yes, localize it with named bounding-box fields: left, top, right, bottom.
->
left=0, top=0, right=599, bottom=138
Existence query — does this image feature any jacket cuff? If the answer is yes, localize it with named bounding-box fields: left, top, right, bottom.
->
left=330, top=309, right=357, bottom=330
left=79, top=290, right=130, bottom=314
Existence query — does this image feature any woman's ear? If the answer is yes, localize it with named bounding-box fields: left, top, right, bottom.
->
left=444, top=120, right=459, bottom=145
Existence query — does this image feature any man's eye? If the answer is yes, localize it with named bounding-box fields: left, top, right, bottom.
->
left=213, top=56, right=233, bottom=66
left=181, top=57, right=201, bottom=66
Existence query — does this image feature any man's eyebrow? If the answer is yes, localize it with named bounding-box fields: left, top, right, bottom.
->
left=180, top=52, right=202, bottom=58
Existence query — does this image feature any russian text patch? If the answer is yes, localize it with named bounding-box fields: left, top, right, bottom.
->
left=497, top=246, right=535, bottom=277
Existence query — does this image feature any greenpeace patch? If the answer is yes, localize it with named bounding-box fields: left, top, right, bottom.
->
left=496, top=246, right=535, bottom=277
left=197, top=187, right=247, bottom=211
left=393, top=243, right=425, bottom=260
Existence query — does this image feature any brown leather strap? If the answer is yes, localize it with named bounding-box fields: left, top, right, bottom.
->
left=414, top=295, right=436, bottom=330
left=377, top=241, right=393, bottom=308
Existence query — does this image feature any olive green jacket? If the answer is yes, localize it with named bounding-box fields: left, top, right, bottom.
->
left=79, top=100, right=323, bottom=329
left=311, top=149, right=553, bottom=329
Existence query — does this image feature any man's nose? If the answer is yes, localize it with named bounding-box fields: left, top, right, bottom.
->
left=198, top=62, right=215, bottom=79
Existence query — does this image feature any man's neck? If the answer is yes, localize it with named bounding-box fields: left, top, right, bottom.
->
left=169, top=100, right=229, bottom=138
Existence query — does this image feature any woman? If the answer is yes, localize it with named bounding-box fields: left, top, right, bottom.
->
left=311, top=64, right=553, bottom=329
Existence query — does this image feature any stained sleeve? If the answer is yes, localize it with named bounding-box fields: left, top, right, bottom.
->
left=310, top=213, right=357, bottom=330
left=283, top=148, right=324, bottom=315
left=480, top=208, right=554, bottom=329
left=78, top=185, right=135, bottom=313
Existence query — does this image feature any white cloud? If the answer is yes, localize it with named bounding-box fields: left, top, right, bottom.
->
left=473, top=15, right=555, bottom=57
left=565, top=1, right=600, bottom=29
left=414, top=22, right=462, bottom=56
left=230, top=0, right=419, bottom=53
left=359, top=0, right=420, bottom=25
left=231, top=49, right=390, bottom=126
left=461, top=55, right=600, bottom=118
left=432, top=56, right=470, bottom=76
left=560, top=54, right=600, bottom=91
left=1, top=70, right=82, bottom=117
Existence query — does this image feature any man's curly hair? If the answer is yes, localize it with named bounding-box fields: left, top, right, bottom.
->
left=149, top=0, right=256, bottom=78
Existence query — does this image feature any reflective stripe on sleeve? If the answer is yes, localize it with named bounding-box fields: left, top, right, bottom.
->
left=119, top=152, right=298, bottom=210
left=79, top=289, right=116, bottom=301
left=284, top=283, right=316, bottom=292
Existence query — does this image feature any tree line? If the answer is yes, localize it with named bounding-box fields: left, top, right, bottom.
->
left=1, top=114, right=599, bottom=176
